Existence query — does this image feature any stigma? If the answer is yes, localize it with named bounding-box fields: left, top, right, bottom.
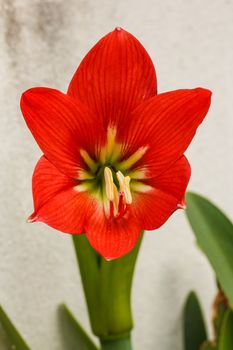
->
left=104, top=167, right=132, bottom=219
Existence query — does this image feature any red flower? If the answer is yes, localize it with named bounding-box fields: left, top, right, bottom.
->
left=21, top=28, right=211, bottom=260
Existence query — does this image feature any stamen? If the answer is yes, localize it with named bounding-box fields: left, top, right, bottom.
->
left=116, top=170, right=125, bottom=191
left=104, top=167, right=114, bottom=201
left=116, top=171, right=132, bottom=204
left=80, top=149, right=97, bottom=171
left=104, top=179, right=119, bottom=219
left=78, top=130, right=150, bottom=220
left=118, top=146, right=148, bottom=170
left=112, top=183, right=119, bottom=216
left=124, top=176, right=132, bottom=204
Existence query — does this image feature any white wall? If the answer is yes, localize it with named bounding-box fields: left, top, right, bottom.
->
left=0, top=0, right=232, bottom=349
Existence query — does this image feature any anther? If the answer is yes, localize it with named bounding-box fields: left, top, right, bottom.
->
left=116, top=170, right=125, bottom=191
left=124, top=176, right=132, bottom=204
left=116, top=171, right=132, bottom=204
left=104, top=167, right=114, bottom=201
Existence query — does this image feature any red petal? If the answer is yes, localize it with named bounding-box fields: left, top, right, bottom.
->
left=122, top=88, right=211, bottom=177
left=131, top=156, right=191, bottom=230
left=29, top=156, right=95, bottom=233
left=148, top=155, right=191, bottom=200
left=85, top=206, right=141, bottom=260
left=21, top=87, right=104, bottom=178
left=68, top=28, right=157, bottom=129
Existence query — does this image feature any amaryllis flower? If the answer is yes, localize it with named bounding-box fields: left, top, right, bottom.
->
left=21, top=28, right=211, bottom=260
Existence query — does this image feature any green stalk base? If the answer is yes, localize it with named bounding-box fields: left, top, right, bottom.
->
left=100, top=336, right=132, bottom=350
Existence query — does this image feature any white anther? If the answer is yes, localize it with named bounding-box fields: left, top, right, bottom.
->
left=104, top=167, right=114, bottom=201
left=116, top=171, right=132, bottom=204
left=116, top=171, right=125, bottom=192
left=124, top=176, right=132, bottom=204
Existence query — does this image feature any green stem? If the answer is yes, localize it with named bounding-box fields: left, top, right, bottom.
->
left=72, top=233, right=143, bottom=339
left=100, top=336, right=132, bottom=350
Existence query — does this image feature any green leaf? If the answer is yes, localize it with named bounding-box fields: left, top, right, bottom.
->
left=219, top=309, right=233, bottom=350
left=58, top=304, right=99, bottom=350
left=185, top=192, right=233, bottom=307
left=0, top=305, right=31, bottom=350
left=183, top=291, right=207, bottom=350
left=0, top=323, right=13, bottom=350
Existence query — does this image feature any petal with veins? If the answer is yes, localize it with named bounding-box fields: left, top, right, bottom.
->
left=86, top=206, right=141, bottom=260
left=121, top=88, right=211, bottom=177
left=68, top=28, right=157, bottom=129
left=131, top=156, right=191, bottom=229
left=21, top=87, right=104, bottom=178
left=29, top=156, right=95, bottom=233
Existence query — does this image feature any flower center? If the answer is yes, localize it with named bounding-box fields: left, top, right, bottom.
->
left=75, top=126, right=151, bottom=219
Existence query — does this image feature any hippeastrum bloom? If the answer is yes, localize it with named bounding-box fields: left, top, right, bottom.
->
left=21, top=28, right=211, bottom=260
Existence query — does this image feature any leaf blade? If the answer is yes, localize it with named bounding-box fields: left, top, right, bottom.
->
left=185, top=192, right=233, bottom=307
left=0, top=305, right=31, bottom=350
left=183, top=291, right=207, bottom=350
left=58, top=304, right=99, bottom=350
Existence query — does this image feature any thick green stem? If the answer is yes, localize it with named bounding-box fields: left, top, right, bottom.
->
left=101, top=336, right=132, bottom=350
left=72, top=233, right=143, bottom=340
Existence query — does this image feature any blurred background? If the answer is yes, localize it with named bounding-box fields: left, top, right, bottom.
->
left=0, top=0, right=232, bottom=349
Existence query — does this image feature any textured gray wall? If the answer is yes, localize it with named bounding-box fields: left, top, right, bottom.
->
left=0, top=0, right=232, bottom=349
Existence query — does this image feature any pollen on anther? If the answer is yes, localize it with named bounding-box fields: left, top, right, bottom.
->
left=116, top=171, right=132, bottom=204
left=104, top=167, right=114, bottom=201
